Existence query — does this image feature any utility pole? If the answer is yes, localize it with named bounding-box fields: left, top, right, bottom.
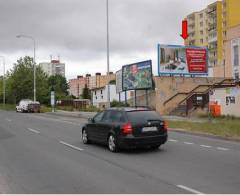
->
left=106, top=0, right=110, bottom=108
left=16, top=34, right=36, bottom=101
left=0, top=56, right=6, bottom=107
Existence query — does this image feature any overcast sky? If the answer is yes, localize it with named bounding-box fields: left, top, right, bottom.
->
left=0, top=0, right=216, bottom=79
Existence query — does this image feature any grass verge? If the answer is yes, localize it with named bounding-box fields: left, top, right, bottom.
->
left=0, top=104, right=16, bottom=111
left=168, top=118, right=240, bottom=139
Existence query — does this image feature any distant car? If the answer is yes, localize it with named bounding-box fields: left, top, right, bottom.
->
left=82, top=107, right=168, bottom=152
left=28, top=101, right=41, bottom=113
left=16, top=99, right=40, bottom=113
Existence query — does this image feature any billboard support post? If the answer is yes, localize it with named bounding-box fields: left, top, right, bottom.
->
left=134, top=90, right=137, bottom=107
left=118, top=93, right=121, bottom=102
left=125, top=91, right=127, bottom=105
left=145, top=89, right=149, bottom=107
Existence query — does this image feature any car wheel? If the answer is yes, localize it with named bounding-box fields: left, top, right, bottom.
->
left=108, top=134, right=119, bottom=153
left=82, top=129, right=90, bottom=144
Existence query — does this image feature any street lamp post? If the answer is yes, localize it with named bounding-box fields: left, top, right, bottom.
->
left=106, top=0, right=110, bottom=108
left=16, top=34, right=36, bottom=102
left=0, top=56, right=6, bottom=107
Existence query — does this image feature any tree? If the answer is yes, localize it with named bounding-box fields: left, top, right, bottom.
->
left=81, top=84, right=91, bottom=99
left=48, top=74, right=69, bottom=100
left=6, top=56, right=49, bottom=104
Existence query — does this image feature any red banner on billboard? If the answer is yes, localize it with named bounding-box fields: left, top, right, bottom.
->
left=186, top=48, right=207, bottom=73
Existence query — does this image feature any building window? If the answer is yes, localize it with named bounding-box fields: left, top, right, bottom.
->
left=200, top=22, right=203, bottom=27
left=94, top=91, right=96, bottom=95
left=233, top=45, right=239, bottom=66
left=96, top=96, right=97, bottom=100
left=100, top=90, right=103, bottom=94
left=200, top=13, right=203, bottom=18
left=101, top=96, right=103, bottom=99
left=200, top=39, right=203, bottom=44
left=200, top=30, right=203, bottom=35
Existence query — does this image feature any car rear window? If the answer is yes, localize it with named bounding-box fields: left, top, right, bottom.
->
left=126, top=111, right=161, bottom=124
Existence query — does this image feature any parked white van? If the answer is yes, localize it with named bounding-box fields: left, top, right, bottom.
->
left=16, top=99, right=33, bottom=113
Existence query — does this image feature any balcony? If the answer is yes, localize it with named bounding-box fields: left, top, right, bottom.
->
left=208, top=32, right=217, bottom=43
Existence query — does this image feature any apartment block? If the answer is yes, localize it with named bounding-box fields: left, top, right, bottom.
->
left=39, top=60, right=65, bottom=77
left=68, top=73, right=115, bottom=98
left=184, top=0, right=240, bottom=77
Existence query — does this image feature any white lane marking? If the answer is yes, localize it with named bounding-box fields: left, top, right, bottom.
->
left=59, top=141, right=84, bottom=151
left=200, top=144, right=212, bottom=148
left=184, top=142, right=194, bottom=145
left=5, top=118, right=12, bottom=122
left=177, top=185, right=204, bottom=194
left=169, top=139, right=178, bottom=142
left=217, top=147, right=229, bottom=151
left=27, top=128, right=40, bottom=134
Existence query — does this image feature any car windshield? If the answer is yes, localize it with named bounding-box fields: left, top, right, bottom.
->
left=126, top=111, right=161, bottom=124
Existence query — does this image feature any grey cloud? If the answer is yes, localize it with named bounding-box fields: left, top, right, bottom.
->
left=0, top=0, right=216, bottom=76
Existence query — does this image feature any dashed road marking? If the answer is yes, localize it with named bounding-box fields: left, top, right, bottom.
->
left=59, top=141, right=84, bottom=151
left=27, top=128, right=40, bottom=134
left=177, top=185, right=204, bottom=194
left=5, top=118, right=12, bottom=122
left=169, top=139, right=178, bottom=142
left=200, top=145, right=212, bottom=148
left=217, top=147, right=229, bottom=151
left=183, top=142, right=194, bottom=145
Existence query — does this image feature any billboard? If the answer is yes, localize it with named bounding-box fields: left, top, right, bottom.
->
left=116, top=70, right=123, bottom=93
left=122, top=60, right=153, bottom=91
left=158, top=44, right=208, bottom=75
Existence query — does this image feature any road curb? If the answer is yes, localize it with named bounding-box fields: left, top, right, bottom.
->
left=169, top=128, right=240, bottom=143
left=45, top=111, right=95, bottom=119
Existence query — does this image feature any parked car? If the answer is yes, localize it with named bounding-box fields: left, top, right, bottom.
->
left=16, top=99, right=40, bottom=113
left=82, top=107, right=168, bottom=152
left=28, top=101, right=41, bottom=113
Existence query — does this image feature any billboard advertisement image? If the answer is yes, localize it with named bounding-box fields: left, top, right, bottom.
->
left=122, top=60, right=153, bottom=91
left=158, top=44, right=208, bottom=75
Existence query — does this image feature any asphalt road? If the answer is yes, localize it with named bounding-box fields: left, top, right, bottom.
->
left=0, top=110, right=240, bottom=194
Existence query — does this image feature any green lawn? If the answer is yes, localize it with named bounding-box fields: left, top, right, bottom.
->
left=169, top=119, right=240, bottom=139
left=0, top=104, right=16, bottom=111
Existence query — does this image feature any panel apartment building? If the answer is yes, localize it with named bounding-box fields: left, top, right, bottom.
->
left=68, top=73, right=115, bottom=98
left=39, top=59, right=65, bottom=77
left=184, top=0, right=240, bottom=78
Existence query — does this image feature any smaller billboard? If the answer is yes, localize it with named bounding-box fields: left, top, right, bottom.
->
left=116, top=70, right=123, bottom=93
left=158, top=44, right=208, bottom=76
left=122, top=60, right=153, bottom=91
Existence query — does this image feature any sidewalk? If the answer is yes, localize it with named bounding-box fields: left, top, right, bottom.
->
left=46, top=110, right=97, bottom=119
left=47, top=110, right=207, bottom=123
left=162, top=115, right=208, bottom=123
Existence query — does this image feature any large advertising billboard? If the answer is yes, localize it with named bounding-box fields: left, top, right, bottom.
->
left=158, top=44, right=208, bottom=76
left=122, top=60, right=153, bottom=91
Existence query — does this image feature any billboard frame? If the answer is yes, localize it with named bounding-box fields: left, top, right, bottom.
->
left=157, top=44, right=209, bottom=76
left=122, top=60, right=153, bottom=91
left=116, top=69, right=123, bottom=93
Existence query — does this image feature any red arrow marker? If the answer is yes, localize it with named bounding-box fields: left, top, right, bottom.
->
left=181, top=19, right=189, bottom=40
